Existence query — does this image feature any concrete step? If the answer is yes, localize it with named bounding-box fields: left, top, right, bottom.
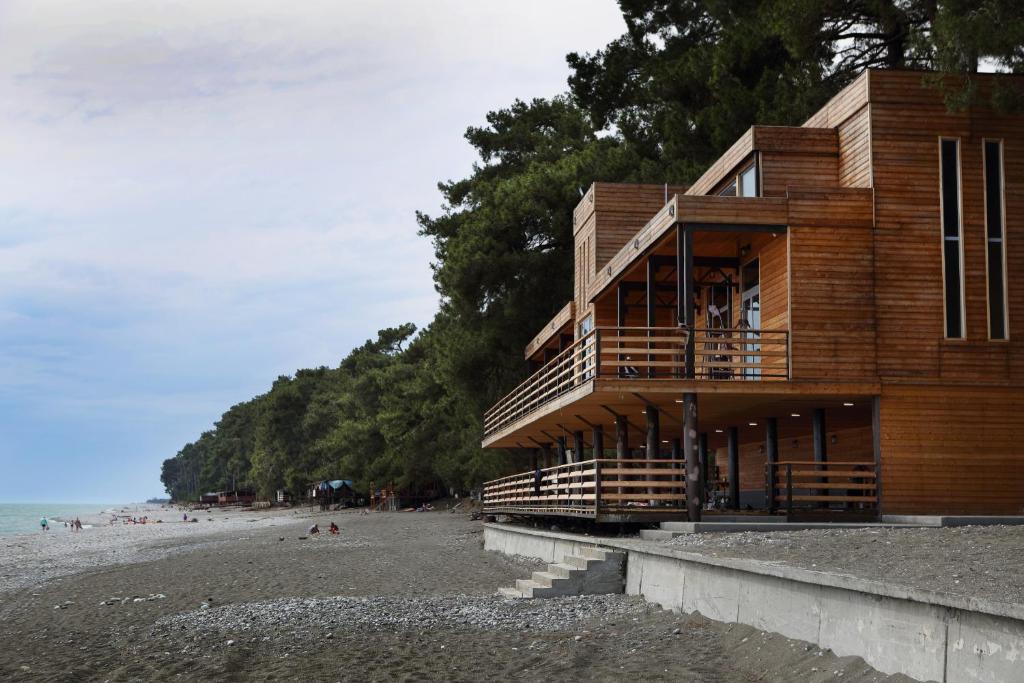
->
left=531, top=571, right=561, bottom=588
left=497, top=586, right=525, bottom=599
left=580, top=546, right=625, bottom=562
left=547, top=562, right=578, bottom=579
left=500, top=546, right=626, bottom=600
left=564, top=554, right=593, bottom=570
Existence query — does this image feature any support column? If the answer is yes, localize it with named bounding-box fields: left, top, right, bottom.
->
left=531, top=448, right=539, bottom=472
left=616, top=283, right=626, bottom=378
left=765, top=417, right=779, bottom=512
left=813, top=408, right=827, bottom=506
left=683, top=392, right=701, bottom=521
left=727, top=426, right=740, bottom=509
left=677, top=225, right=695, bottom=378
left=872, top=396, right=882, bottom=515
left=573, top=430, right=585, bottom=464
left=615, top=414, right=628, bottom=497
left=698, top=432, right=709, bottom=507
left=556, top=436, right=568, bottom=466
left=592, top=425, right=604, bottom=460
left=541, top=443, right=552, bottom=469
left=647, top=256, right=656, bottom=378
left=645, top=406, right=660, bottom=500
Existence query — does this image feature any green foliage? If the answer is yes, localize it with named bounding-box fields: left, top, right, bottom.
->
left=160, top=0, right=1024, bottom=502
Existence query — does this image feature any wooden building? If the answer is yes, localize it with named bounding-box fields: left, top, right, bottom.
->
left=481, top=69, right=1024, bottom=521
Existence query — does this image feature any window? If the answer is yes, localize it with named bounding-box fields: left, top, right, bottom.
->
left=738, top=163, right=758, bottom=197
left=718, top=180, right=737, bottom=197
left=939, top=138, right=965, bottom=338
left=984, top=140, right=1008, bottom=340
left=578, top=314, right=595, bottom=380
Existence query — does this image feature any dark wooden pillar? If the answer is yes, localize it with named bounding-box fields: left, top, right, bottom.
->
left=531, top=448, right=539, bottom=472
left=645, top=406, right=659, bottom=499
left=683, top=392, right=701, bottom=521
left=698, top=432, right=709, bottom=505
left=556, top=436, right=568, bottom=466
left=647, top=256, right=656, bottom=378
left=592, top=425, right=604, bottom=459
left=677, top=224, right=695, bottom=378
left=573, top=430, right=586, bottom=464
left=813, top=408, right=827, bottom=505
left=615, top=414, right=628, bottom=496
left=727, top=426, right=740, bottom=509
left=541, top=443, right=552, bottom=468
left=765, top=417, right=779, bottom=512
left=872, top=396, right=882, bottom=515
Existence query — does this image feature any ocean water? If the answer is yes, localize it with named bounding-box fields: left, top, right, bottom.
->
left=0, top=503, right=125, bottom=535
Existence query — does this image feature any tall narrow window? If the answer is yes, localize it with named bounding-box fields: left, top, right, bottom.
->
left=738, top=161, right=759, bottom=197
left=984, top=140, right=1008, bottom=339
left=940, top=138, right=964, bottom=338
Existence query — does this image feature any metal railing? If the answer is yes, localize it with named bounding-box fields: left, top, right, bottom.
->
left=483, top=326, right=790, bottom=438
left=482, top=458, right=687, bottom=517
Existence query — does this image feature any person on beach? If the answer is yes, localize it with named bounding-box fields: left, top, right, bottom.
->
left=309, top=523, right=320, bottom=535
left=40, top=517, right=48, bottom=531
left=329, top=522, right=339, bottom=535
left=74, top=517, right=82, bottom=531
left=183, top=512, right=188, bottom=522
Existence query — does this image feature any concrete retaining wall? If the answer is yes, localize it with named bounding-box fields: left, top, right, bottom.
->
left=484, top=524, right=1024, bottom=683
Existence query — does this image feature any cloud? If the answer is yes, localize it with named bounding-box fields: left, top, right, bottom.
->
left=0, top=0, right=626, bottom=500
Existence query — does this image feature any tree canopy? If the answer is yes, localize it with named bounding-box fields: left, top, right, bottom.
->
left=161, top=0, right=1023, bottom=501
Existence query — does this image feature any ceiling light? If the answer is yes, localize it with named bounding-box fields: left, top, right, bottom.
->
left=790, top=413, right=800, bottom=417
left=715, top=429, right=723, bottom=433
left=843, top=402, right=854, bottom=407
left=748, top=422, right=758, bottom=426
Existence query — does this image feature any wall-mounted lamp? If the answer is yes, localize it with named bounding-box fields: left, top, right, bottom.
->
left=830, top=434, right=838, bottom=445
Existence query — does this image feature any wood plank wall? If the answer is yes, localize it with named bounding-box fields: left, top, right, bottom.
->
left=880, top=384, right=1024, bottom=514
left=593, top=183, right=687, bottom=270
left=868, top=70, right=1024, bottom=384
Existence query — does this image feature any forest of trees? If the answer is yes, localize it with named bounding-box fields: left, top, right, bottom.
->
left=161, top=0, right=1024, bottom=502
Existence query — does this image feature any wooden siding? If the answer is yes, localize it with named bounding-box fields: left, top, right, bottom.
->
left=591, top=183, right=687, bottom=270
left=868, top=70, right=1024, bottom=384
left=837, top=105, right=872, bottom=188
left=803, top=71, right=870, bottom=129
left=687, top=128, right=754, bottom=196
left=880, top=384, right=1024, bottom=515
left=788, top=224, right=876, bottom=380
left=759, top=235, right=788, bottom=331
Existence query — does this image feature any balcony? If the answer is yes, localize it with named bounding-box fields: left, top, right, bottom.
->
left=483, top=325, right=789, bottom=440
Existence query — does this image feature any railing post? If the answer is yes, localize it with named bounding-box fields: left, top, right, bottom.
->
left=786, top=464, right=793, bottom=517
left=593, top=329, right=601, bottom=378
left=594, top=460, right=602, bottom=516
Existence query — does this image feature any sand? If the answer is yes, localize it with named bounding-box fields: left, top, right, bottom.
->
left=0, top=508, right=913, bottom=682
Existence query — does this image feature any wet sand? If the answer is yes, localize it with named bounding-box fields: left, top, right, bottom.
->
left=0, top=510, right=912, bottom=682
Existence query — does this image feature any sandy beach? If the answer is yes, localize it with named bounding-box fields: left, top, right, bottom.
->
left=0, top=508, right=914, bottom=682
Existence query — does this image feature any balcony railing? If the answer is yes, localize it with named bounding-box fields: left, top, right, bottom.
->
left=482, top=458, right=687, bottom=517
left=767, top=461, right=878, bottom=512
left=483, top=326, right=789, bottom=438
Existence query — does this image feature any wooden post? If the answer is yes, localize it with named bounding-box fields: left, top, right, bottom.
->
left=727, top=426, right=740, bottom=509
left=592, top=425, right=604, bottom=460
left=556, top=436, right=568, bottom=466
left=616, top=414, right=628, bottom=497
left=678, top=225, right=695, bottom=378
left=645, top=405, right=660, bottom=500
left=647, top=256, right=656, bottom=378
left=541, top=442, right=552, bottom=469
left=765, top=417, right=779, bottom=512
left=573, top=431, right=585, bottom=464
left=698, top=432, right=709, bottom=507
left=593, top=459, right=602, bottom=516
left=683, top=392, right=701, bottom=521
left=671, top=437, right=682, bottom=508
left=616, top=282, right=626, bottom=377
left=872, top=395, right=882, bottom=515
left=531, top=448, right=539, bottom=472
left=813, top=408, right=827, bottom=507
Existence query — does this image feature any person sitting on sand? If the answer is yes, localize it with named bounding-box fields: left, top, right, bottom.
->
left=329, top=522, right=339, bottom=535
left=309, top=523, right=320, bottom=535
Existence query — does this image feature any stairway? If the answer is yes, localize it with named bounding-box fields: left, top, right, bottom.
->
left=498, top=546, right=626, bottom=599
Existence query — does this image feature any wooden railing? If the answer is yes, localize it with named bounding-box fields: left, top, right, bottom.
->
left=483, top=458, right=687, bottom=517
left=767, top=461, right=878, bottom=512
left=483, top=326, right=790, bottom=438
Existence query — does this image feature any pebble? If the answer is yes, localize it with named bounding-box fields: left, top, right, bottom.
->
left=155, top=594, right=649, bottom=636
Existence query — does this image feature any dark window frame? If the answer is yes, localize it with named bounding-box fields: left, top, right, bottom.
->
left=939, top=137, right=965, bottom=339
left=983, top=139, right=1009, bottom=340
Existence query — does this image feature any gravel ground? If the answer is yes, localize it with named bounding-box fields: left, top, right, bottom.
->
left=0, top=511, right=913, bottom=682
left=661, top=524, right=1024, bottom=605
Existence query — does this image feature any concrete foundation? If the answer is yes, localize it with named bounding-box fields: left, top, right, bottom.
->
left=484, top=523, right=1024, bottom=683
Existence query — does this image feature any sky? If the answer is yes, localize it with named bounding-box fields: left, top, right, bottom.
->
left=0, top=0, right=626, bottom=503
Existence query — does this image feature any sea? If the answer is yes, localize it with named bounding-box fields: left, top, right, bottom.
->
left=0, top=503, right=127, bottom=535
